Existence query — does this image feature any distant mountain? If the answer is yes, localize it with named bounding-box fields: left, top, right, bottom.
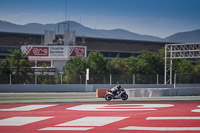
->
left=0, top=20, right=200, bottom=43
left=0, top=20, right=161, bottom=42
left=163, top=29, right=200, bottom=43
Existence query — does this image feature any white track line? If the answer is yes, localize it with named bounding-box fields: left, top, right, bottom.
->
left=191, top=105, right=200, bottom=112
left=192, top=109, right=200, bottom=112
left=0, top=116, right=53, bottom=126
left=56, top=117, right=128, bottom=126
left=147, top=117, right=200, bottom=120
left=39, top=127, right=94, bottom=131
left=66, top=104, right=174, bottom=111
left=120, top=126, right=200, bottom=131
left=0, top=105, right=57, bottom=111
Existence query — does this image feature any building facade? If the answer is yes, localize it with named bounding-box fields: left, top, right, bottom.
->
left=0, top=31, right=170, bottom=72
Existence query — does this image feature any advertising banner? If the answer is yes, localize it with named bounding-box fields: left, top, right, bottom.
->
left=49, top=46, right=66, bottom=57
left=21, top=45, right=86, bottom=59
left=22, top=46, right=49, bottom=56
left=69, top=46, right=86, bottom=57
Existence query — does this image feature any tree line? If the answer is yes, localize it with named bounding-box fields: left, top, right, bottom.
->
left=64, top=48, right=200, bottom=83
left=0, top=48, right=200, bottom=84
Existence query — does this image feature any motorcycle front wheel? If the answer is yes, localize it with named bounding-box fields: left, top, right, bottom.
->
left=121, top=94, right=128, bottom=101
left=105, top=94, right=113, bottom=101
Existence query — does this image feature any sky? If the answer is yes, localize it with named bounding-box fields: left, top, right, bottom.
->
left=0, top=0, right=200, bottom=38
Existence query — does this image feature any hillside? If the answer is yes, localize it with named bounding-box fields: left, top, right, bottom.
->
left=0, top=20, right=200, bottom=43
left=163, top=29, right=200, bottom=43
left=0, top=20, right=161, bottom=42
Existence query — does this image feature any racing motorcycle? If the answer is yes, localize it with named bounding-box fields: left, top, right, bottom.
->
left=105, top=88, right=128, bottom=101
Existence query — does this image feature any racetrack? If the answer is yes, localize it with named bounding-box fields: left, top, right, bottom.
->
left=0, top=92, right=200, bottom=104
left=0, top=92, right=95, bottom=99
left=0, top=93, right=200, bottom=132
left=0, top=102, right=200, bottom=133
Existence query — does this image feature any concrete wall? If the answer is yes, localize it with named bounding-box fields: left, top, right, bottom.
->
left=0, top=84, right=86, bottom=92
left=125, top=87, right=200, bottom=97
left=0, top=84, right=173, bottom=92
left=0, top=84, right=199, bottom=97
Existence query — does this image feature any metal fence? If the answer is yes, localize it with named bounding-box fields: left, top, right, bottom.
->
left=176, top=74, right=200, bottom=84
left=88, top=74, right=164, bottom=84
left=1, top=73, right=199, bottom=85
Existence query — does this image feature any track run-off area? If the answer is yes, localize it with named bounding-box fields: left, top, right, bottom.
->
left=0, top=102, right=200, bottom=133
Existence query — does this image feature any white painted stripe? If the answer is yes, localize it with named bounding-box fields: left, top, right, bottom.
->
left=0, top=105, right=57, bottom=111
left=95, top=109, right=157, bottom=111
left=108, top=104, right=174, bottom=108
left=192, top=109, right=200, bottom=112
left=147, top=117, right=200, bottom=120
left=67, top=104, right=174, bottom=111
left=120, top=126, right=200, bottom=131
left=67, top=104, right=161, bottom=111
left=56, top=117, right=128, bottom=126
left=0, top=116, right=53, bottom=126
left=39, top=127, right=94, bottom=131
left=191, top=105, right=200, bottom=112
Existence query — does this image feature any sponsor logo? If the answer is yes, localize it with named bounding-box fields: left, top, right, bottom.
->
left=22, top=46, right=86, bottom=58
left=70, top=47, right=85, bottom=57
left=26, top=46, right=49, bottom=56
left=49, top=46, right=65, bottom=56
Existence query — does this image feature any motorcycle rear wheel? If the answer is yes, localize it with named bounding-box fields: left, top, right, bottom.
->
left=105, top=94, right=113, bottom=101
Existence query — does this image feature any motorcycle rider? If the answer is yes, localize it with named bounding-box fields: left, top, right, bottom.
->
left=105, top=84, right=128, bottom=101
left=111, top=85, right=122, bottom=96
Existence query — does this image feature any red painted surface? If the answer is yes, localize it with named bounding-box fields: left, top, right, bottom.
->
left=0, top=102, right=199, bottom=133
left=26, top=46, right=49, bottom=56
left=69, top=46, right=85, bottom=57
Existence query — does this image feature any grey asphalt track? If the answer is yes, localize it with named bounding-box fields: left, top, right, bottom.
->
left=0, top=92, right=200, bottom=104
left=0, top=92, right=95, bottom=99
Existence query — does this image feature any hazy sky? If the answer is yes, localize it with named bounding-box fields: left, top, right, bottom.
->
left=0, top=0, right=200, bottom=38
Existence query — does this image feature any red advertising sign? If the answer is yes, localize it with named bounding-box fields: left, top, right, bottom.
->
left=26, top=46, right=49, bottom=56
left=69, top=46, right=85, bottom=57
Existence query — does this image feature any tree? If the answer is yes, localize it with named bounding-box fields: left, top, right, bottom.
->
left=107, top=55, right=128, bottom=75
left=107, top=55, right=129, bottom=84
left=63, top=57, right=87, bottom=84
left=54, top=71, right=62, bottom=84
left=173, top=59, right=194, bottom=74
left=86, top=52, right=108, bottom=75
left=1, top=49, right=31, bottom=84
left=193, top=60, right=200, bottom=83
left=124, top=56, right=139, bottom=74
left=86, top=52, right=108, bottom=84
left=0, top=59, right=11, bottom=84
left=194, top=60, right=200, bottom=74
left=36, top=62, right=56, bottom=84
left=172, top=59, right=194, bottom=84
left=137, top=50, right=164, bottom=75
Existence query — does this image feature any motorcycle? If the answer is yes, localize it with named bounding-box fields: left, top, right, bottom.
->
left=105, top=88, right=128, bottom=101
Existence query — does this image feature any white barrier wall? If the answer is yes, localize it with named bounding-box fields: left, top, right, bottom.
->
left=125, top=88, right=200, bottom=97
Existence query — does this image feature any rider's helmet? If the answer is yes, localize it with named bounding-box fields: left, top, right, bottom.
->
left=117, top=85, right=121, bottom=89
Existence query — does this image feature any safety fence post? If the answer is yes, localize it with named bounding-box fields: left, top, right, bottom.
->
left=174, top=73, right=176, bottom=88
left=9, top=74, right=12, bottom=85
left=86, top=68, right=89, bottom=85
left=61, top=73, right=63, bottom=84
left=133, top=74, right=135, bottom=84
left=110, top=74, right=112, bottom=85
left=35, top=74, right=37, bottom=85
left=157, top=74, right=159, bottom=85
